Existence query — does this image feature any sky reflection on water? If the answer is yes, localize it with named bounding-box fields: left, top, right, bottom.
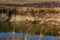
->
left=0, top=32, right=59, bottom=40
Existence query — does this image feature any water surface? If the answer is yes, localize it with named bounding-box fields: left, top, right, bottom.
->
left=0, top=32, right=59, bottom=40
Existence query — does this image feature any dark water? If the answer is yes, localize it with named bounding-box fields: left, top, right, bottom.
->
left=0, top=32, right=59, bottom=40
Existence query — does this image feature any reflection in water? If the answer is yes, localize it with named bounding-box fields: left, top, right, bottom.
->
left=0, top=32, right=59, bottom=40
